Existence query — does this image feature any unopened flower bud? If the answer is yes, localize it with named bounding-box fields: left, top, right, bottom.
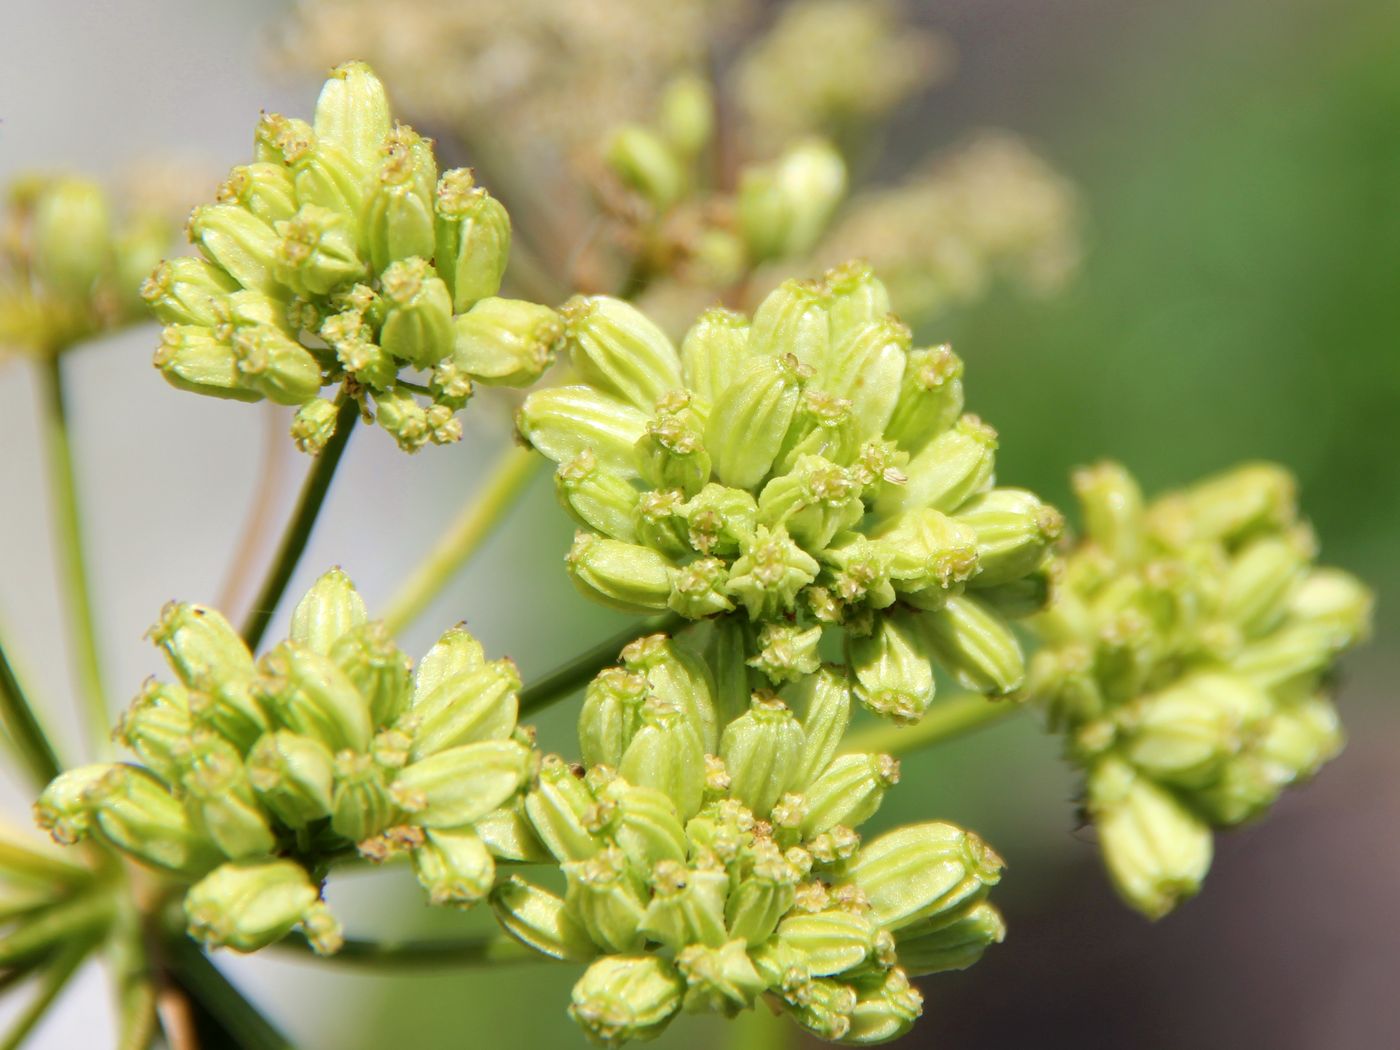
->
left=706, top=355, right=806, bottom=490
left=605, top=124, right=687, bottom=211
left=749, top=622, right=823, bottom=685
left=363, top=138, right=437, bottom=273
left=451, top=297, right=560, bottom=387
left=1288, top=568, right=1373, bottom=645
left=728, top=525, right=820, bottom=621
left=231, top=324, right=323, bottom=406
left=606, top=781, right=689, bottom=870
left=955, top=488, right=1064, bottom=588
left=142, top=257, right=240, bottom=326
left=1175, top=462, right=1296, bottom=545
left=153, top=325, right=263, bottom=403
left=802, top=753, right=899, bottom=838
left=32, top=177, right=112, bottom=298
left=328, top=622, right=412, bottom=727
left=564, top=296, right=683, bottom=413
left=620, top=634, right=718, bottom=752
left=291, top=398, right=341, bottom=453
left=272, top=204, right=365, bottom=297
left=258, top=642, right=372, bottom=753
left=186, top=859, right=339, bottom=955
left=896, top=900, right=1006, bottom=977
left=115, top=679, right=192, bottom=784
left=557, top=452, right=641, bottom=542
left=187, top=203, right=282, bottom=296
left=845, top=822, right=1003, bottom=932
left=847, top=610, right=936, bottom=724
left=775, top=908, right=878, bottom=976
left=1120, top=673, right=1270, bottom=789
left=377, top=257, right=453, bottom=369
left=679, top=307, right=752, bottom=408
left=868, top=507, right=979, bottom=600
left=87, top=764, right=222, bottom=876
left=1220, top=534, right=1310, bottom=639
left=246, top=730, right=335, bottom=829
left=564, top=847, right=648, bottom=954
left=518, top=385, right=650, bottom=475
left=290, top=567, right=367, bottom=656
left=921, top=594, right=1026, bottom=696
left=884, top=344, right=965, bottom=454
left=880, top=415, right=998, bottom=518
left=149, top=602, right=265, bottom=752
left=412, top=828, right=495, bottom=907
left=786, top=666, right=852, bottom=788
left=373, top=385, right=431, bottom=452
left=567, top=533, right=676, bottom=613
left=390, top=739, right=530, bottom=829
left=750, top=278, right=832, bottom=368
left=491, top=875, right=597, bottom=961
left=433, top=168, right=510, bottom=311
left=720, top=694, right=804, bottom=817
left=674, top=939, right=764, bottom=1016
left=844, top=967, right=924, bottom=1045
left=1072, top=461, right=1145, bottom=564
left=568, top=954, right=684, bottom=1046
left=525, top=755, right=613, bottom=863
left=620, top=699, right=706, bottom=820
left=407, top=657, right=520, bottom=760
left=34, top=765, right=112, bottom=845
left=821, top=317, right=909, bottom=442
left=639, top=859, right=729, bottom=950
left=312, top=61, right=392, bottom=178
left=739, top=139, right=846, bottom=262
left=180, top=733, right=277, bottom=860
left=330, top=751, right=397, bottom=844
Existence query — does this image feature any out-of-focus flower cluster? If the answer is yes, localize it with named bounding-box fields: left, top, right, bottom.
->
left=0, top=174, right=174, bottom=360
left=1026, top=462, right=1372, bottom=918
left=34, top=569, right=536, bottom=954
left=492, top=634, right=1004, bottom=1046
left=145, top=63, right=560, bottom=453
left=519, top=263, right=1063, bottom=725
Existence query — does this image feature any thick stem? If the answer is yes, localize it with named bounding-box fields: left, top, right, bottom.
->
left=518, top=611, right=685, bottom=718
left=240, top=396, right=359, bottom=652
left=381, top=447, right=542, bottom=635
left=841, top=693, right=1023, bottom=758
left=40, top=355, right=108, bottom=755
left=0, top=635, right=63, bottom=786
left=278, top=932, right=543, bottom=970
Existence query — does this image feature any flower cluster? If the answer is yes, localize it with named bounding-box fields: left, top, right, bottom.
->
left=34, top=569, right=534, bottom=953
left=1026, top=461, right=1373, bottom=917
left=144, top=63, right=560, bottom=453
left=492, top=634, right=1004, bottom=1046
left=519, top=263, right=1063, bottom=723
left=0, top=174, right=173, bottom=360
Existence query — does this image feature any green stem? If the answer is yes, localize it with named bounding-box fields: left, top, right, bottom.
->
left=0, top=934, right=95, bottom=1050
left=240, top=396, right=360, bottom=653
left=0, top=891, right=114, bottom=968
left=0, top=635, right=62, bottom=786
left=381, top=447, right=543, bottom=635
left=277, top=932, right=544, bottom=970
left=40, top=355, right=108, bottom=755
left=164, top=935, right=294, bottom=1050
left=518, top=611, right=685, bottom=718
left=841, top=693, right=1023, bottom=758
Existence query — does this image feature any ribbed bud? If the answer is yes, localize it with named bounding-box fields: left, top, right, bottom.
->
left=920, top=594, right=1026, bottom=696
left=719, top=694, right=805, bottom=817
left=34, top=765, right=113, bottom=845
left=728, top=526, right=820, bottom=621
left=491, top=876, right=597, bottom=961
left=749, top=622, right=823, bottom=686
left=185, top=859, right=339, bottom=955
left=434, top=168, right=510, bottom=311
left=312, top=61, right=392, bottom=178
left=821, top=317, right=908, bottom=443
left=750, top=278, right=832, bottom=368
left=1288, top=568, right=1373, bottom=644
left=328, top=622, right=412, bottom=727
left=884, top=344, right=965, bottom=454
left=289, top=568, right=367, bottom=656
left=564, top=296, right=682, bottom=413
left=329, top=751, right=397, bottom=843
left=707, top=355, right=807, bottom=490
left=257, top=642, right=372, bottom=753
left=217, top=163, right=298, bottom=226
left=1173, top=462, right=1296, bottom=545
left=148, top=602, right=265, bottom=752
left=847, top=610, right=935, bottom=724
left=1087, top=757, right=1212, bottom=919
left=738, top=139, right=847, bottom=262
left=1220, top=533, right=1310, bottom=639
left=519, top=386, right=650, bottom=475
left=558, top=452, right=641, bottom=542
left=406, top=657, right=520, bottom=760
left=675, top=940, right=764, bottom=1016
left=373, top=385, right=431, bottom=452
left=290, top=398, right=341, bottom=454
left=378, top=257, right=454, bottom=369
left=774, top=908, right=878, bottom=976
left=142, top=257, right=239, bottom=326
left=758, top=456, right=863, bottom=552
left=389, top=739, right=530, bottom=829
left=154, top=325, right=263, bottom=403
left=844, top=968, right=924, bottom=1045
left=868, top=507, right=979, bottom=600
left=451, top=297, right=560, bottom=387
left=802, top=753, right=899, bottom=838
left=525, top=755, right=613, bottom=863
left=115, top=679, right=192, bottom=785
left=896, top=901, right=1006, bottom=976
left=620, top=699, right=706, bottom=821
left=605, top=781, right=688, bottom=870
left=669, top=557, right=735, bottom=618
left=955, top=489, right=1064, bottom=589
left=291, top=135, right=366, bottom=223
left=679, top=307, right=752, bottom=408
left=271, top=204, right=365, bottom=296
left=32, top=177, right=112, bottom=297
left=246, top=730, right=334, bottom=829
left=578, top=668, right=649, bottom=769
left=605, top=125, right=686, bottom=211
left=723, top=838, right=801, bottom=946
left=567, top=533, right=675, bottom=613
left=179, top=733, right=277, bottom=860
left=845, top=822, right=1004, bottom=932
left=363, top=134, right=437, bottom=272
left=1120, top=673, right=1270, bottom=789
left=564, top=848, right=648, bottom=953
left=880, top=415, right=998, bottom=517
left=775, top=973, right=857, bottom=1042
left=637, top=394, right=712, bottom=497
left=1072, top=461, right=1145, bottom=565
left=640, top=859, right=729, bottom=950
left=787, top=667, right=852, bottom=789
left=86, top=765, right=221, bottom=875
left=412, top=828, right=494, bottom=907
left=230, top=325, right=323, bottom=406
left=568, top=955, right=684, bottom=1047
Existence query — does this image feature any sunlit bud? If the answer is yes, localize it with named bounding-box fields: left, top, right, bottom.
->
left=775, top=909, right=878, bottom=977
left=896, top=901, right=1005, bottom=978
left=720, top=693, right=804, bottom=817
left=750, top=278, right=832, bottom=368
left=526, top=755, right=613, bottom=863
left=1220, top=533, right=1310, bottom=639
left=375, top=257, right=452, bottom=368
left=868, top=508, right=979, bottom=600
left=179, top=732, right=276, bottom=860
left=257, top=642, right=371, bottom=753
left=689, top=616, right=753, bottom=726
left=269, top=204, right=364, bottom=296
left=390, top=739, right=530, bottom=829
left=372, top=385, right=430, bottom=452
left=847, top=610, right=935, bottom=724
left=707, top=355, right=808, bottom=490
left=606, top=125, right=687, bottom=211
left=1087, top=757, right=1212, bottom=919
left=772, top=392, right=859, bottom=479
left=569, top=954, right=684, bottom=1046
left=823, top=260, right=892, bottom=344
left=926, top=595, right=1027, bottom=695
left=658, top=73, right=714, bottom=158
left=783, top=667, right=852, bottom=789
left=746, top=622, right=822, bottom=687
left=846, top=822, right=1003, bottom=932
left=285, top=132, right=365, bottom=224
left=284, top=397, right=338, bottom=454
left=186, top=859, right=338, bottom=954
left=142, top=257, right=238, bottom=327
left=775, top=972, right=857, bottom=1042
left=716, top=838, right=795, bottom=946
left=324, top=622, right=409, bottom=727
left=578, top=668, right=649, bottom=769
left=564, top=847, right=648, bottom=953
left=564, top=296, right=682, bottom=413
left=246, top=730, right=334, bottom=829
left=363, top=137, right=437, bottom=273
left=842, top=968, right=924, bottom=1045
left=215, top=164, right=296, bottom=228
left=252, top=111, right=311, bottom=165
left=432, top=168, right=510, bottom=312
left=595, top=782, right=685, bottom=872
left=679, top=306, right=752, bottom=408
left=31, top=177, right=111, bottom=298
left=880, top=415, right=998, bottom=519
left=1264, top=695, right=1344, bottom=781
left=821, top=318, right=909, bottom=443
left=669, top=557, right=734, bottom=619
left=152, top=324, right=260, bottom=402
left=1120, top=672, right=1270, bottom=789
left=739, top=139, right=846, bottom=262
left=407, top=827, right=495, bottom=908
left=567, top=532, right=676, bottom=613
left=637, top=396, right=711, bottom=499
left=287, top=568, right=366, bottom=656
left=447, top=298, right=559, bottom=389
left=883, top=344, right=965, bottom=454
left=519, top=385, right=650, bottom=475
left=115, top=679, right=192, bottom=784
left=312, top=61, right=392, bottom=177
left=407, top=657, right=520, bottom=760
left=802, top=753, right=899, bottom=839
left=621, top=634, right=718, bottom=752
left=954, top=489, right=1064, bottom=589
left=728, top=526, right=820, bottom=621
left=148, top=602, right=265, bottom=751
left=681, top=484, right=758, bottom=558
left=87, top=764, right=221, bottom=875
left=186, top=203, right=281, bottom=296
left=229, top=325, right=323, bottom=406
left=471, top=801, right=550, bottom=863
left=327, top=751, right=396, bottom=843
left=491, top=876, right=596, bottom=962
left=640, top=859, right=729, bottom=950
left=34, top=765, right=113, bottom=845
left=758, top=458, right=862, bottom=554
left=620, top=699, right=707, bottom=820
left=674, top=939, right=762, bottom=1016
left=634, top=489, right=691, bottom=558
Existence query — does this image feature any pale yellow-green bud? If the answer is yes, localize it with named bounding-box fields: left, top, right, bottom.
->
left=1087, top=756, right=1212, bottom=919
left=845, top=822, right=1003, bottom=932
left=518, top=385, right=650, bottom=476
left=372, top=385, right=432, bottom=452
left=739, top=139, right=846, bottom=262
left=290, top=398, right=341, bottom=454
left=525, top=754, right=614, bottom=864
left=326, top=622, right=411, bottom=726
left=682, top=483, right=760, bottom=558
left=750, top=278, right=832, bottom=368
left=637, top=394, right=712, bottom=498
left=639, top=859, right=729, bottom=951
left=1220, top=533, right=1311, bottom=639
left=847, top=609, right=935, bottom=724
left=605, top=780, right=688, bottom=871
left=290, top=135, right=366, bottom=222
left=390, top=739, right=531, bottom=828
left=881, top=415, right=998, bottom=517
left=257, top=642, right=372, bottom=753
left=1172, top=461, right=1296, bottom=546
left=246, top=730, right=334, bottom=830
left=289, top=567, right=367, bottom=656
left=669, top=557, right=735, bottom=619
left=491, top=875, right=597, bottom=962
left=867, top=507, right=979, bottom=600
left=920, top=594, right=1026, bottom=696
left=884, top=344, right=965, bottom=454
left=578, top=667, right=650, bottom=770
left=728, top=525, right=820, bottom=621
left=620, top=699, right=706, bottom=820
left=605, top=125, right=687, bottom=211
left=568, top=954, right=684, bottom=1047
left=564, top=296, right=682, bottom=413
left=896, top=900, right=1006, bottom=977
left=329, top=750, right=396, bottom=844
left=451, top=296, right=560, bottom=387
left=955, top=488, right=1065, bottom=589
left=34, top=764, right=112, bottom=846
left=1120, top=673, right=1270, bottom=790
left=231, top=325, right=324, bottom=406
left=186, top=859, right=340, bottom=955
left=724, top=838, right=801, bottom=946
left=179, top=732, right=277, bottom=860
left=749, top=622, right=823, bottom=685
left=115, top=679, right=192, bottom=785
left=821, top=317, right=909, bottom=443
left=217, top=162, right=298, bottom=226
left=674, top=939, right=764, bottom=1016
left=32, top=177, right=112, bottom=298
left=774, top=973, right=857, bottom=1042
left=412, top=828, right=495, bottom=907
left=720, top=694, right=805, bottom=817
left=659, top=74, right=715, bottom=158
left=775, top=908, right=879, bottom=977
left=272, top=204, right=366, bottom=297
left=802, top=753, right=899, bottom=838
left=87, top=764, right=222, bottom=876
left=1288, top=567, right=1373, bottom=645
left=434, top=168, right=510, bottom=312
left=363, top=134, right=437, bottom=272
left=567, top=532, right=676, bottom=613
left=153, top=325, right=263, bottom=403
left=406, top=657, right=520, bottom=760
left=378, top=256, right=453, bottom=368
left=142, top=257, right=240, bottom=326
left=843, top=968, right=924, bottom=1045
left=787, top=666, right=853, bottom=789
left=758, top=456, right=863, bottom=552
left=620, top=634, right=718, bottom=752
left=706, top=355, right=807, bottom=490
left=312, top=61, right=392, bottom=178
left=187, top=203, right=282, bottom=297
left=564, top=847, right=648, bottom=954
left=1072, top=461, right=1145, bottom=565
left=557, top=452, right=641, bottom=543
left=679, top=306, right=752, bottom=408
left=148, top=601, right=265, bottom=752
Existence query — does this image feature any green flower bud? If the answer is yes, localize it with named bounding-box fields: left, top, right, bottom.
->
left=845, top=822, right=1003, bottom=932
left=328, top=622, right=412, bottom=727
left=880, top=415, right=998, bottom=518
left=253, top=112, right=312, bottom=165
left=433, top=168, right=510, bottom=312
left=149, top=602, right=265, bottom=752
left=775, top=973, right=857, bottom=1042
left=682, top=484, right=759, bottom=558
left=180, top=733, right=277, bottom=861
left=669, top=557, right=735, bottom=619
left=606, top=781, right=689, bottom=870
left=954, top=489, right=1065, bottom=589
left=32, top=177, right=112, bottom=297
left=640, top=859, right=730, bottom=950
left=823, top=260, right=891, bottom=344
left=1120, top=673, right=1271, bottom=789
left=246, top=730, right=335, bottom=829
left=620, top=699, right=707, bottom=820
left=720, top=694, right=804, bottom=817
left=186, top=859, right=339, bottom=955
left=821, top=317, right=909, bottom=443
left=679, top=307, right=752, bottom=409
left=217, top=163, right=298, bottom=227
left=723, top=838, right=801, bottom=946
left=411, top=828, right=495, bottom=907
left=407, top=657, right=520, bottom=760
left=786, top=666, right=852, bottom=789
left=363, top=138, right=437, bottom=273
left=288, top=568, right=367, bottom=656
left=674, top=939, right=764, bottom=1016
left=373, top=385, right=431, bottom=452
left=525, top=755, right=613, bottom=863
left=290, top=398, right=341, bottom=454
left=758, top=456, right=863, bottom=552
left=775, top=908, right=878, bottom=976
left=578, top=667, right=649, bottom=769
left=728, top=525, right=820, bottom=621
left=518, top=386, right=650, bottom=476
left=465, top=799, right=546, bottom=863
left=896, top=900, right=1006, bottom=977
left=802, top=753, right=900, bottom=838
left=1288, top=568, right=1373, bottom=644
left=483, top=877, right=594, bottom=963
left=884, top=344, right=965, bottom=454
left=569, top=954, right=684, bottom=1047
left=620, top=634, right=718, bottom=753
left=411, top=624, right=482, bottom=692
left=844, top=968, right=924, bottom=1045
left=847, top=609, right=935, bottom=724
left=557, top=452, right=641, bottom=543
left=637, top=393, right=712, bottom=497
left=34, top=764, right=112, bottom=845
left=567, top=532, right=676, bottom=613
left=606, top=124, right=687, bottom=211
left=378, top=257, right=454, bottom=369
left=920, top=596, right=1023, bottom=696
left=564, top=296, right=682, bottom=413
left=1220, top=533, right=1311, bottom=639
left=390, top=739, right=530, bottom=829
left=272, top=204, right=365, bottom=297
left=564, top=847, right=648, bottom=954
left=230, top=324, right=323, bottom=406
left=1172, top=462, right=1296, bottom=546
left=637, top=489, right=691, bottom=561
left=87, top=764, right=221, bottom=875
left=750, top=278, right=832, bottom=368
left=257, top=642, right=372, bottom=753
left=450, top=296, right=560, bottom=387
left=658, top=73, right=714, bottom=157
left=748, top=622, right=823, bottom=686
left=115, top=679, right=192, bottom=785
left=312, top=61, right=392, bottom=178
left=329, top=751, right=397, bottom=844
left=1231, top=622, right=1345, bottom=703
left=153, top=325, right=263, bottom=403
left=868, top=507, right=980, bottom=600
left=774, top=390, right=861, bottom=477
left=707, top=355, right=807, bottom=490
left=289, top=132, right=367, bottom=222
left=1087, top=757, right=1212, bottom=919
left=142, top=257, right=240, bottom=326
left=739, top=139, right=846, bottom=262
left=1072, top=461, right=1145, bottom=564
left=187, top=203, right=282, bottom=297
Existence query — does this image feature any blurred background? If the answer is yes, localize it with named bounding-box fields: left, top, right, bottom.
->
left=1, top=0, right=1397, bottom=1046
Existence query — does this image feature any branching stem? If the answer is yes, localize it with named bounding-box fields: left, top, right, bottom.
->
left=518, top=611, right=685, bottom=718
